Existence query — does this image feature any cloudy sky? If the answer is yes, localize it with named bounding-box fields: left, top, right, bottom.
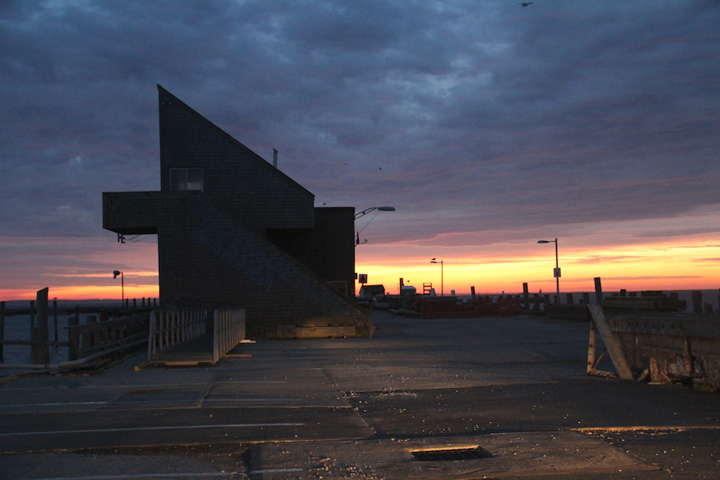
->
left=2, top=0, right=719, bottom=299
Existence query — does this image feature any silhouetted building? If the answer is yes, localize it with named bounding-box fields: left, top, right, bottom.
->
left=103, top=85, right=370, bottom=338
left=359, top=285, right=386, bottom=300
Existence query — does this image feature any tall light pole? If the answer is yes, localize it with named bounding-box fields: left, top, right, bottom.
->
left=537, top=238, right=560, bottom=301
left=354, top=206, right=395, bottom=246
left=113, top=270, right=124, bottom=307
left=430, top=258, right=443, bottom=296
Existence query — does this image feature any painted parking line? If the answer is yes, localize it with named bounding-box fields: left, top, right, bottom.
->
left=31, top=473, right=245, bottom=480
left=248, top=468, right=304, bottom=475
left=0, top=401, right=106, bottom=409
left=0, top=379, right=288, bottom=392
left=0, top=423, right=305, bottom=438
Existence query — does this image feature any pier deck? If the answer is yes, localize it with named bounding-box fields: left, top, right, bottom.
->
left=1, top=311, right=719, bottom=479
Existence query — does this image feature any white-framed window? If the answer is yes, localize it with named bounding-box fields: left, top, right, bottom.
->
left=170, top=168, right=204, bottom=191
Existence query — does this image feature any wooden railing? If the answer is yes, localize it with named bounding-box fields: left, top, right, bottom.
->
left=146, top=307, right=245, bottom=366
left=213, top=308, right=246, bottom=364
left=67, top=313, right=149, bottom=361
left=147, top=309, right=209, bottom=363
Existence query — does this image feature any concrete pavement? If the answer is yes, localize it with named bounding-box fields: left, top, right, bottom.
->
left=1, top=311, right=719, bottom=479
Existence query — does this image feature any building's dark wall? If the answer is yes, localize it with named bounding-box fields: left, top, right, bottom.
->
left=103, top=191, right=162, bottom=235
left=157, top=195, right=359, bottom=336
left=157, top=85, right=314, bottom=233
left=103, top=86, right=370, bottom=337
left=307, top=207, right=356, bottom=297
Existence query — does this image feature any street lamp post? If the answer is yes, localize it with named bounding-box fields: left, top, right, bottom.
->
left=113, top=270, right=124, bottom=307
left=430, top=258, right=443, bottom=296
left=537, top=238, right=560, bottom=301
left=354, top=206, right=395, bottom=246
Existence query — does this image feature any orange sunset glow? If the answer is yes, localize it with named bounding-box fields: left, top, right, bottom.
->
left=356, top=238, right=720, bottom=297
left=1, top=234, right=718, bottom=302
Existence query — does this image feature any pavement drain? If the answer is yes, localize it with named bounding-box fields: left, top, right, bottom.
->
left=411, top=446, right=493, bottom=462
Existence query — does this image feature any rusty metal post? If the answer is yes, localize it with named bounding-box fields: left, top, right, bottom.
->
left=587, top=317, right=597, bottom=374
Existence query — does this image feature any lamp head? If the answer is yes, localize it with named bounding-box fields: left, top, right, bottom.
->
left=377, top=206, right=395, bottom=212
left=537, top=240, right=550, bottom=244
left=113, top=270, right=121, bottom=279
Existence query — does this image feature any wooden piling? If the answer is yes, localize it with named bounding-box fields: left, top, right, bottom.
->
left=31, top=288, right=50, bottom=364
left=691, top=290, right=703, bottom=313
left=0, top=301, right=4, bottom=360
left=594, top=277, right=603, bottom=304
left=523, top=283, right=529, bottom=310
left=68, top=308, right=79, bottom=361
left=53, top=297, right=58, bottom=346
left=83, top=314, right=98, bottom=350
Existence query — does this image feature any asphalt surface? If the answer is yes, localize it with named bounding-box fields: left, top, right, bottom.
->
left=1, top=311, right=719, bottom=479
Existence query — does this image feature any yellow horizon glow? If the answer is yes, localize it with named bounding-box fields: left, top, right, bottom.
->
left=356, top=238, right=720, bottom=296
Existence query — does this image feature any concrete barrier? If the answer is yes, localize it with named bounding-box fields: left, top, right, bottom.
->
left=588, top=304, right=720, bottom=392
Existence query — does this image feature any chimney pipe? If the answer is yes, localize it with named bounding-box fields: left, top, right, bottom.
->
left=273, top=148, right=278, bottom=168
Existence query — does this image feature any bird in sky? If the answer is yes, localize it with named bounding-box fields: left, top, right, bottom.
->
left=520, top=2, right=533, bottom=6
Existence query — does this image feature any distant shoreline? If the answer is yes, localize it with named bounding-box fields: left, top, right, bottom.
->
left=2, top=288, right=718, bottom=312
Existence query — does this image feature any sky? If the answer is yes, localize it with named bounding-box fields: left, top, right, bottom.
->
left=1, top=0, right=719, bottom=300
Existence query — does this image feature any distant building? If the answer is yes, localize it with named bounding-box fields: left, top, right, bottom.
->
left=103, top=85, right=370, bottom=338
left=358, top=285, right=386, bottom=300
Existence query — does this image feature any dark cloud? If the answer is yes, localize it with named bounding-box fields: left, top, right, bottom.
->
left=1, top=0, right=719, bottom=293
